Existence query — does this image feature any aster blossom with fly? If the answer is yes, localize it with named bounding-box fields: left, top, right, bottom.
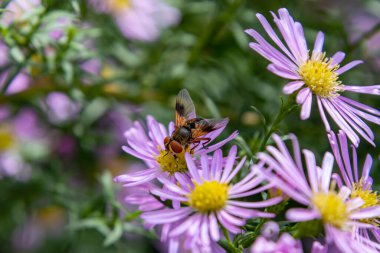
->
left=245, top=8, right=380, bottom=147
left=114, top=89, right=238, bottom=187
left=141, top=146, right=282, bottom=252
left=255, top=134, right=380, bottom=253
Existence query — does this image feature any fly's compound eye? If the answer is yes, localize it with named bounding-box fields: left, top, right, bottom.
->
left=164, top=136, right=171, bottom=146
left=170, top=140, right=183, bottom=154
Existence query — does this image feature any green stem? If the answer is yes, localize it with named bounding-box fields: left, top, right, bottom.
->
left=257, top=94, right=297, bottom=152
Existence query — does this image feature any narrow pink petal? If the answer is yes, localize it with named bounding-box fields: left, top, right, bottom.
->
left=343, top=85, right=380, bottom=95
left=220, top=145, right=238, bottom=183
left=313, top=31, right=324, bottom=54
left=331, top=51, right=345, bottom=66
left=196, top=130, right=238, bottom=155
left=201, top=153, right=210, bottom=181
left=209, top=213, right=220, bottom=241
left=268, top=64, right=300, bottom=79
left=317, top=97, right=331, bottom=132
left=224, top=156, right=246, bottom=183
left=303, top=150, right=318, bottom=192
left=228, top=197, right=282, bottom=208
left=350, top=206, right=380, bottom=220
left=320, top=152, right=334, bottom=192
left=336, top=60, right=363, bottom=75
left=300, top=92, right=313, bottom=120
left=283, top=81, right=305, bottom=94
left=254, top=14, right=297, bottom=63
left=185, top=153, right=202, bottom=183
left=150, top=189, right=188, bottom=202
left=296, top=87, right=311, bottom=105
left=286, top=208, right=320, bottom=222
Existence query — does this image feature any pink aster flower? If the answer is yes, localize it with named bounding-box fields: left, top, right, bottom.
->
left=89, top=0, right=180, bottom=42
left=255, top=133, right=380, bottom=253
left=328, top=130, right=380, bottom=250
left=251, top=233, right=302, bottom=253
left=140, top=146, right=282, bottom=251
left=245, top=8, right=380, bottom=146
left=114, top=115, right=238, bottom=186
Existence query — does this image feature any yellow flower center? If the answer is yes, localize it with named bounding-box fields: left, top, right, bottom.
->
left=312, top=192, right=349, bottom=228
left=0, top=125, right=14, bottom=151
left=155, top=147, right=188, bottom=175
left=189, top=181, right=229, bottom=213
left=298, top=52, right=343, bottom=98
left=351, top=180, right=379, bottom=224
left=107, top=0, right=131, bottom=12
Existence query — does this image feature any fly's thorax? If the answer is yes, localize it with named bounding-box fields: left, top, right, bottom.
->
left=172, top=126, right=192, bottom=145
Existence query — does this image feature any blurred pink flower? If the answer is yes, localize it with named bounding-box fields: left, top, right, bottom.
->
left=89, top=0, right=181, bottom=42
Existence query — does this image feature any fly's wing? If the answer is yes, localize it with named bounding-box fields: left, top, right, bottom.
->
left=175, top=89, right=196, bottom=128
left=190, top=118, right=229, bottom=139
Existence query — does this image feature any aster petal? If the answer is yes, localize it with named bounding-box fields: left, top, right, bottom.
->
left=313, top=31, right=324, bottom=54
left=286, top=208, right=320, bottom=222
left=170, top=214, right=200, bottom=237
left=340, top=96, right=380, bottom=117
left=122, top=145, right=156, bottom=162
left=218, top=210, right=245, bottom=226
left=303, top=149, right=318, bottom=192
left=150, top=189, right=188, bottom=202
left=217, top=211, right=242, bottom=234
left=320, top=152, right=334, bottom=192
left=211, top=149, right=223, bottom=181
left=317, top=97, right=331, bottom=132
left=350, top=206, right=380, bottom=220
left=346, top=197, right=364, bottom=212
left=296, top=87, right=311, bottom=105
left=224, top=205, right=259, bottom=219
left=300, top=91, right=313, bottom=120
left=331, top=51, right=346, bottom=66
left=200, top=215, right=210, bottom=245
left=228, top=197, right=282, bottom=208
left=320, top=98, right=359, bottom=146
left=185, top=152, right=202, bottom=183
left=201, top=153, right=210, bottom=181
left=220, top=145, right=238, bottom=183
left=336, top=60, right=363, bottom=75
left=255, top=13, right=297, bottom=63
left=196, top=130, right=238, bottom=155
left=141, top=207, right=193, bottom=224
left=209, top=213, right=220, bottom=241
left=283, top=81, right=305, bottom=94
left=224, top=156, right=246, bottom=184
left=267, top=64, right=300, bottom=79
left=343, top=85, right=380, bottom=95
left=229, top=182, right=275, bottom=199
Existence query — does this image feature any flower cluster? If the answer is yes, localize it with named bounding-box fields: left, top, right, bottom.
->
left=115, top=7, right=380, bottom=253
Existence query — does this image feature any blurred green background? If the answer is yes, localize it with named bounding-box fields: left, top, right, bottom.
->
left=1, top=0, right=380, bottom=252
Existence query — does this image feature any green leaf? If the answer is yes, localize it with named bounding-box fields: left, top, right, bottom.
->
left=69, top=217, right=110, bottom=236
left=103, top=220, right=123, bottom=247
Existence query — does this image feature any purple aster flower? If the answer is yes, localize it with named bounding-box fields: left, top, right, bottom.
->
left=328, top=130, right=380, bottom=250
left=251, top=233, right=303, bottom=253
left=255, top=133, right=380, bottom=253
left=114, top=115, right=238, bottom=186
left=89, top=0, right=180, bottom=42
left=245, top=8, right=380, bottom=146
left=140, top=146, right=282, bottom=250
left=42, top=92, right=81, bottom=123
left=0, top=0, right=41, bottom=26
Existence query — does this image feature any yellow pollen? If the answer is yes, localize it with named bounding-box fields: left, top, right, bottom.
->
left=312, top=192, right=349, bottom=228
left=107, top=0, right=131, bottom=13
left=298, top=52, right=343, bottom=98
left=0, top=125, right=14, bottom=151
left=189, top=181, right=229, bottom=213
left=155, top=147, right=188, bottom=175
left=351, top=180, right=379, bottom=224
